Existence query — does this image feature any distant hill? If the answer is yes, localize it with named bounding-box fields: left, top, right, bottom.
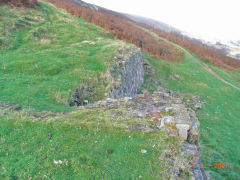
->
left=63, top=0, right=179, bottom=33
left=63, top=0, right=240, bottom=60
left=206, top=40, right=240, bottom=60
left=123, top=14, right=179, bottom=33
left=47, top=0, right=184, bottom=62
left=47, top=0, right=240, bottom=71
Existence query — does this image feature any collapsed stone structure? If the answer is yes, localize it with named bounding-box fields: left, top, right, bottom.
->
left=77, top=46, right=209, bottom=179
left=78, top=90, right=208, bottom=179
left=0, top=44, right=208, bottom=179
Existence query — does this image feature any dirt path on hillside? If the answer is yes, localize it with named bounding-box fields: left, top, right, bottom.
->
left=137, top=24, right=240, bottom=91
left=174, top=44, right=240, bottom=91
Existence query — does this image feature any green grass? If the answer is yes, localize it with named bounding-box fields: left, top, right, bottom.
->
left=0, top=2, right=193, bottom=179
left=0, top=1, right=126, bottom=112
left=143, top=53, right=240, bottom=179
left=0, top=108, right=192, bottom=179
left=1, top=1, right=240, bottom=179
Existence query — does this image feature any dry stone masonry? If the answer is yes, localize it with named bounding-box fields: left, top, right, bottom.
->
left=78, top=90, right=207, bottom=180
left=108, top=46, right=144, bottom=98
left=79, top=45, right=208, bottom=179
left=1, top=45, right=207, bottom=179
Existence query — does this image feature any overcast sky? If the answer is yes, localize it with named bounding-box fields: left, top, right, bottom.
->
left=84, top=0, right=240, bottom=42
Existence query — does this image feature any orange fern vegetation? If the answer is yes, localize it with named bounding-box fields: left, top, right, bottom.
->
left=235, top=77, right=240, bottom=82
left=0, top=0, right=38, bottom=7
left=45, top=0, right=183, bottom=62
left=45, top=0, right=240, bottom=71
left=142, top=25, right=240, bottom=72
left=6, top=0, right=240, bottom=71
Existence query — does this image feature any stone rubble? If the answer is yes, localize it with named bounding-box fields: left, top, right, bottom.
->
left=169, top=74, right=183, bottom=81
left=77, top=90, right=207, bottom=179
left=80, top=91, right=200, bottom=142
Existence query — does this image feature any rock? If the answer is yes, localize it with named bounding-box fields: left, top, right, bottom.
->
left=176, top=124, right=190, bottom=140
left=137, top=112, right=144, bottom=118
left=169, top=74, right=183, bottom=81
left=173, top=104, right=191, bottom=124
left=140, top=149, right=147, bottom=154
left=183, top=94, right=203, bottom=110
left=48, top=133, right=53, bottom=140
left=149, top=111, right=161, bottom=121
left=40, top=39, right=51, bottom=45
left=82, top=40, right=96, bottom=45
left=156, top=121, right=162, bottom=129
left=143, top=60, right=156, bottom=75
left=9, top=105, right=21, bottom=111
left=167, top=90, right=178, bottom=97
left=156, top=86, right=165, bottom=92
left=54, top=160, right=63, bottom=165
left=163, top=116, right=175, bottom=124
left=124, top=97, right=132, bottom=102
left=192, top=159, right=210, bottom=180
left=152, top=128, right=159, bottom=133
left=134, top=124, right=150, bottom=132
left=194, top=102, right=203, bottom=109
left=173, top=167, right=181, bottom=178
left=157, top=116, right=175, bottom=129
left=169, top=129, right=178, bottom=137
left=83, top=100, right=89, bottom=104
left=107, top=149, right=113, bottom=154
left=164, top=107, right=174, bottom=112
left=71, top=82, right=97, bottom=106
left=0, top=104, right=22, bottom=111
left=107, top=98, right=117, bottom=103
left=183, top=143, right=200, bottom=162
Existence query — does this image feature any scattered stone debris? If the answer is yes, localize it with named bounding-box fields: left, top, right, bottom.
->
left=0, top=90, right=206, bottom=178
left=81, top=40, right=96, bottom=45
left=183, top=142, right=200, bottom=164
left=0, top=105, right=65, bottom=120
left=53, top=159, right=68, bottom=166
left=80, top=91, right=200, bottom=142
left=143, top=60, right=156, bottom=75
left=107, top=149, right=113, bottom=154
left=140, top=149, right=147, bottom=154
left=169, top=74, right=183, bottom=81
left=183, top=94, right=204, bottom=110
left=40, top=39, right=51, bottom=45
left=77, top=90, right=207, bottom=179
left=48, top=133, right=53, bottom=140
left=54, top=160, right=63, bottom=165
left=133, top=124, right=150, bottom=132
left=173, top=167, right=181, bottom=178
left=0, top=104, right=22, bottom=111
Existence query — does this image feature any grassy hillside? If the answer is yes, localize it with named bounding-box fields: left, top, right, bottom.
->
left=0, top=2, right=193, bottom=179
left=0, top=105, right=193, bottom=179
left=45, top=0, right=184, bottom=62
left=0, top=1, right=125, bottom=112
left=1, top=1, right=240, bottom=180
left=142, top=53, right=240, bottom=179
left=132, top=24, right=240, bottom=179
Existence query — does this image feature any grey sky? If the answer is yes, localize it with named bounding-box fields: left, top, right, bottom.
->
left=84, top=0, right=240, bottom=42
